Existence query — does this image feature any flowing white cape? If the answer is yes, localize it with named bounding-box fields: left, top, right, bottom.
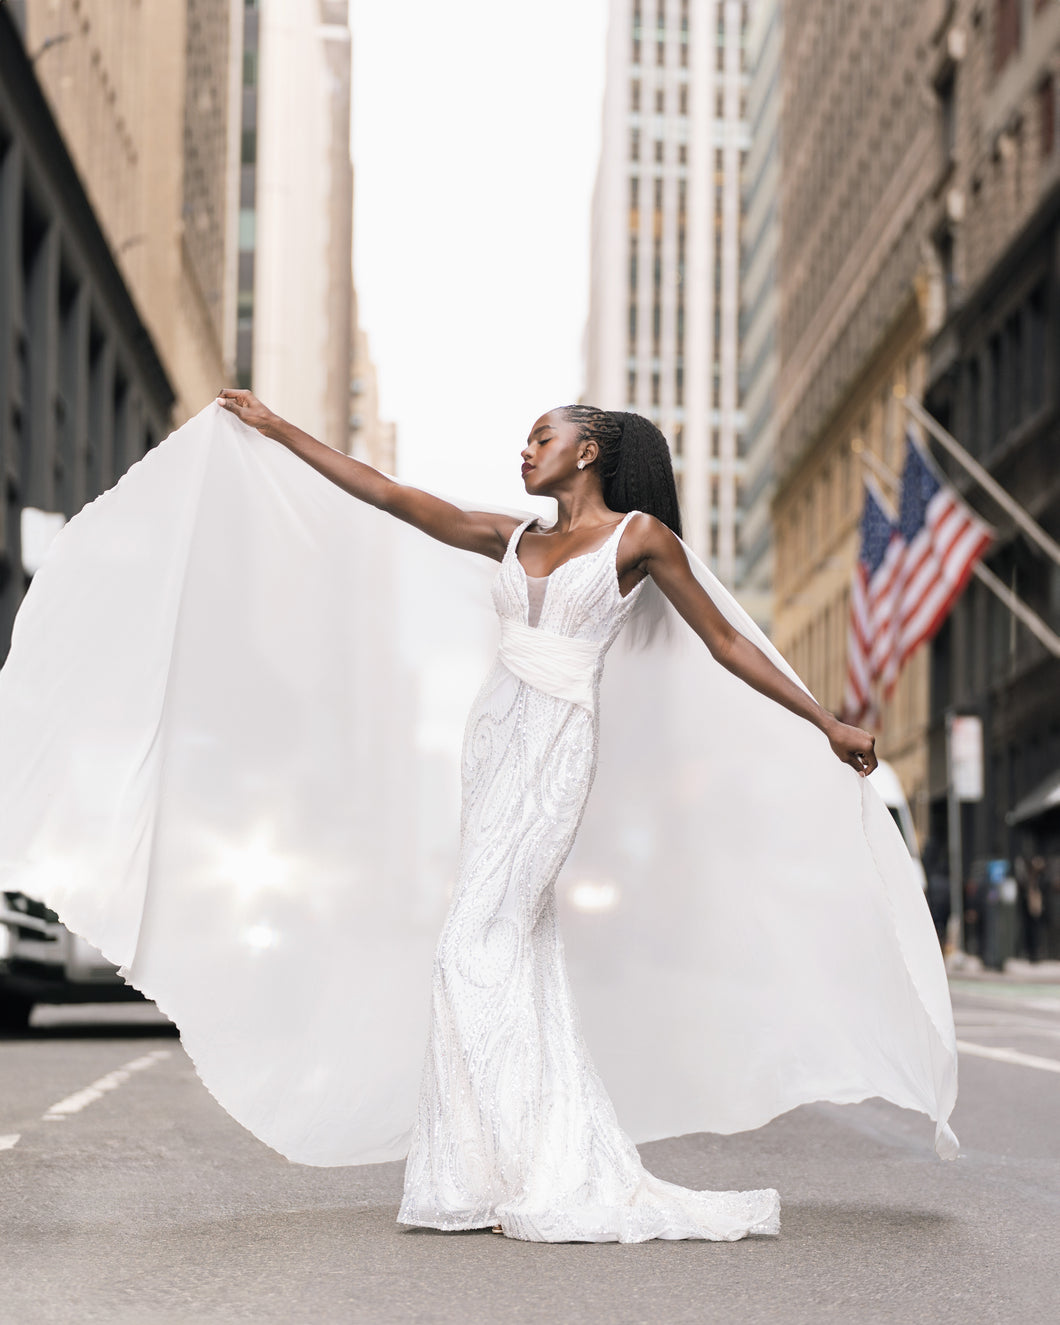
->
left=0, top=405, right=958, bottom=1164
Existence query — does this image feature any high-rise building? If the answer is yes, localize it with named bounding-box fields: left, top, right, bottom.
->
left=349, top=323, right=396, bottom=476
left=737, top=0, right=779, bottom=633
left=585, top=0, right=750, bottom=582
left=772, top=0, right=941, bottom=832
left=249, top=0, right=353, bottom=455
left=0, top=8, right=173, bottom=658
left=21, top=0, right=242, bottom=421
left=920, top=2, right=1060, bottom=865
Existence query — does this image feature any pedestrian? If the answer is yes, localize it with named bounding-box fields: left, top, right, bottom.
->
left=922, top=840, right=951, bottom=946
left=0, top=395, right=960, bottom=1243
left=1015, top=853, right=1047, bottom=963
left=1047, top=854, right=1060, bottom=960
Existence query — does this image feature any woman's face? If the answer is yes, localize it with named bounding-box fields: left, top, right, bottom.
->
left=520, top=410, right=590, bottom=495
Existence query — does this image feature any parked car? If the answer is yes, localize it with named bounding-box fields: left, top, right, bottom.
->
left=0, top=890, right=142, bottom=1030
left=868, top=759, right=928, bottom=892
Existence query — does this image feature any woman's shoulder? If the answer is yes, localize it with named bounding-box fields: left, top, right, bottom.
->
left=621, top=510, right=676, bottom=550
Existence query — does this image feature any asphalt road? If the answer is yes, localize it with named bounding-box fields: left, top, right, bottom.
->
left=1, top=982, right=1057, bottom=1325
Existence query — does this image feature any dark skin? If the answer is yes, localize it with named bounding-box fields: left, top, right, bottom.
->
left=216, top=390, right=878, bottom=776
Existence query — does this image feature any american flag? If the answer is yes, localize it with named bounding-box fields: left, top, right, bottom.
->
left=842, top=424, right=992, bottom=726
left=842, top=480, right=898, bottom=728
left=879, top=425, right=992, bottom=699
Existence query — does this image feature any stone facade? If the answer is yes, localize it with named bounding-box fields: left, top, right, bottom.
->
left=0, top=9, right=173, bottom=659
left=21, top=0, right=241, bottom=422
left=773, top=0, right=956, bottom=835
left=922, top=0, right=1060, bottom=863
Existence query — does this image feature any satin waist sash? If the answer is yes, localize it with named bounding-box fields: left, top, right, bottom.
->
left=497, top=617, right=603, bottom=712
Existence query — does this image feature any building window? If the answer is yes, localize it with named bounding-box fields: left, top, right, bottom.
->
left=1028, top=281, right=1048, bottom=412
left=716, top=42, right=725, bottom=72
left=988, top=332, right=1002, bottom=444
left=631, top=79, right=641, bottom=111
left=652, top=371, right=661, bottom=405
left=715, top=88, right=724, bottom=118
left=654, top=139, right=664, bottom=163
left=935, top=227, right=955, bottom=311
left=629, top=236, right=638, bottom=293
left=631, top=127, right=641, bottom=161
left=628, top=302, right=637, bottom=352
left=630, top=176, right=639, bottom=213
left=655, top=87, right=665, bottom=113
left=675, top=364, right=684, bottom=406
left=653, top=177, right=664, bottom=211
left=679, top=84, right=688, bottom=115
left=966, top=356, right=982, bottom=455
left=994, top=0, right=1021, bottom=73
left=937, top=70, right=956, bottom=163
left=1005, top=310, right=1023, bottom=430
left=678, top=142, right=687, bottom=165
left=1040, top=74, right=1055, bottom=158
left=628, top=369, right=637, bottom=405
left=673, top=422, right=684, bottom=456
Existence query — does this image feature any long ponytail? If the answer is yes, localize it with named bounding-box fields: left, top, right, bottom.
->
left=561, top=405, right=683, bottom=538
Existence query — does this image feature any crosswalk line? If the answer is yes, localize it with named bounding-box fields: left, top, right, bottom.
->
left=957, top=1040, right=1060, bottom=1074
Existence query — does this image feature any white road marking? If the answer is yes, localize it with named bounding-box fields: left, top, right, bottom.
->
left=957, top=1040, right=1060, bottom=1074
left=0, top=1134, right=20, bottom=1151
left=41, top=1049, right=171, bottom=1121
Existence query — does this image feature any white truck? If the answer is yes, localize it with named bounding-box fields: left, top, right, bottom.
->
left=868, top=759, right=928, bottom=891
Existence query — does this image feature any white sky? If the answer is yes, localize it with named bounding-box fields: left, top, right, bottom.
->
left=350, top=0, right=610, bottom=513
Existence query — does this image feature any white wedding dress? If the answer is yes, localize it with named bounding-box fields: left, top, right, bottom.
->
left=0, top=405, right=959, bottom=1241
left=398, top=514, right=779, bottom=1240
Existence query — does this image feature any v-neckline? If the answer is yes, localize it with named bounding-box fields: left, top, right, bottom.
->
left=511, top=513, right=640, bottom=627
left=512, top=516, right=627, bottom=583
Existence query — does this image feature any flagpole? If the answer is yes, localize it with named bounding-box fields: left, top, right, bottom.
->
left=899, top=393, right=1060, bottom=568
left=944, top=710, right=966, bottom=960
left=852, top=443, right=1060, bottom=658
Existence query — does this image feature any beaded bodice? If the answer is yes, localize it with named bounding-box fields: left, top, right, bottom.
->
left=491, top=510, right=646, bottom=647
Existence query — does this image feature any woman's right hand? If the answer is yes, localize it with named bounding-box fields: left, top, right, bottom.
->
left=216, top=388, right=278, bottom=434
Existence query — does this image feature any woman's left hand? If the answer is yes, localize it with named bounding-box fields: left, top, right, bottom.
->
left=824, top=717, right=878, bottom=777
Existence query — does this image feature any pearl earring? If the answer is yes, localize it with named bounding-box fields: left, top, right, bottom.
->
left=577, top=460, right=586, bottom=470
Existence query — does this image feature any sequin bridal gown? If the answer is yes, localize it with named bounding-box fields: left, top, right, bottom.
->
left=397, top=512, right=781, bottom=1243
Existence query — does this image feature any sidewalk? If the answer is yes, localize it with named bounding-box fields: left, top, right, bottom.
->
left=946, top=954, right=1060, bottom=985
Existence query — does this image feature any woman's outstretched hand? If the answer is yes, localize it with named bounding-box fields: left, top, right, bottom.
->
left=216, top=388, right=277, bottom=434
left=824, top=717, right=878, bottom=777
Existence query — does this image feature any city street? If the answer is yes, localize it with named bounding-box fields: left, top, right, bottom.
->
left=0, top=979, right=1057, bottom=1325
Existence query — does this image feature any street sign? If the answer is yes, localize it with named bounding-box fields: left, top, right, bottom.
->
left=950, top=715, right=983, bottom=802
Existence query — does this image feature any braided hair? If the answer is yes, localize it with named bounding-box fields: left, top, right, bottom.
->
left=560, top=406, right=682, bottom=539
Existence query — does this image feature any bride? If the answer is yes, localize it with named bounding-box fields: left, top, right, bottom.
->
left=216, top=388, right=871, bottom=1243
left=0, top=389, right=958, bottom=1246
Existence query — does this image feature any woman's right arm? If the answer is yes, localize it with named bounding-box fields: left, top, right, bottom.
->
left=217, top=389, right=520, bottom=561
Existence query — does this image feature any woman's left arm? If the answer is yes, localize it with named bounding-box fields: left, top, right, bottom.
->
left=628, top=515, right=878, bottom=776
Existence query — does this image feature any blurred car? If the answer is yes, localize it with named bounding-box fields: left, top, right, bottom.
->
left=868, top=759, right=928, bottom=892
left=0, top=891, right=142, bottom=1030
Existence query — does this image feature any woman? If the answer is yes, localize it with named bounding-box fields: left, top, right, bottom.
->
left=0, top=392, right=958, bottom=1245
left=215, top=389, right=867, bottom=1242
